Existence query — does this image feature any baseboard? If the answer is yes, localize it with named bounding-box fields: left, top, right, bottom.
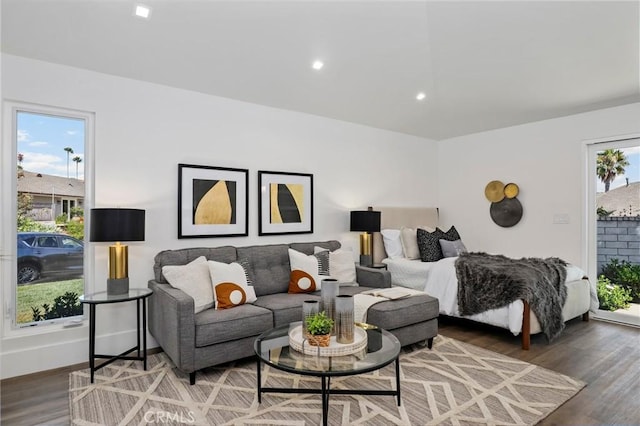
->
left=1, top=329, right=159, bottom=379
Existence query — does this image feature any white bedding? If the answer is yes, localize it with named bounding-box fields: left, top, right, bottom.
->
left=383, top=256, right=598, bottom=335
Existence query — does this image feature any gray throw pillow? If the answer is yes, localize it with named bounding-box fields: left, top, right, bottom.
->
left=439, top=239, right=467, bottom=258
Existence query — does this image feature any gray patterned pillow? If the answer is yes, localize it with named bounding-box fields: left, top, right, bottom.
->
left=417, top=226, right=461, bottom=262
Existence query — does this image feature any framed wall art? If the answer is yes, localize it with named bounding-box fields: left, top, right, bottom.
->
left=258, top=170, right=313, bottom=236
left=178, top=163, right=249, bottom=238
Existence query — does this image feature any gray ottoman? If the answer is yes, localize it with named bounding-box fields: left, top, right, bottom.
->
left=340, top=288, right=439, bottom=348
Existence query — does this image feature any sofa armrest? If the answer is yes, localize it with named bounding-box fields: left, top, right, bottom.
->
left=148, top=280, right=197, bottom=373
left=355, top=265, right=391, bottom=288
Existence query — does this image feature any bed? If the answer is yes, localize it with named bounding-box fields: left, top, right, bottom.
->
left=372, top=207, right=598, bottom=349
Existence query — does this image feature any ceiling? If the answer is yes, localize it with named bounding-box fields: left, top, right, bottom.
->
left=2, top=0, right=639, bottom=140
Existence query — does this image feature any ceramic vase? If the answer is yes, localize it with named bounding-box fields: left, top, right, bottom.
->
left=335, top=294, right=355, bottom=344
left=302, top=300, right=320, bottom=337
left=320, top=278, right=339, bottom=335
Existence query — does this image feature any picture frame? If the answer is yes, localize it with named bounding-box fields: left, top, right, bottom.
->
left=258, top=170, right=313, bottom=236
left=178, top=163, right=249, bottom=238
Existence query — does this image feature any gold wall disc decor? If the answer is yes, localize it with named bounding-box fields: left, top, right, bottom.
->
left=484, top=180, right=505, bottom=202
left=485, top=180, right=522, bottom=227
left=504, top=182, right=519, bottom=199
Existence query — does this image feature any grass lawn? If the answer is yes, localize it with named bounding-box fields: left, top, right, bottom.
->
left=17, top=279, right=84, bottom=324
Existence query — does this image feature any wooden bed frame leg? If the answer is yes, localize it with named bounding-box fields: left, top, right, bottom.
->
left=521, top=301, right=531, bottom=350
left=582, top=312, right=589, bottom=322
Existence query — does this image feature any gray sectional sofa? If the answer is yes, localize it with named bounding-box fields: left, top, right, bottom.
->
left=148, top=240, right=439, bottom=384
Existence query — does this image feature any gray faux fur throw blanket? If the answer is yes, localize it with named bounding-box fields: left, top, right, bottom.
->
left=455, top=252, right=568, bottom=342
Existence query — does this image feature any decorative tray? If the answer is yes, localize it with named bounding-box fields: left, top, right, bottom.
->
left=288, top=324, right=367, bottom=357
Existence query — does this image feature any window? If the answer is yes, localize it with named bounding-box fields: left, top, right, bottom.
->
left=2, top=103, right=94, bottom=330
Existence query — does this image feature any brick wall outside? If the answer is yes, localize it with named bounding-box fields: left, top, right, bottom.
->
left=597, top=216, right=640, bottom=273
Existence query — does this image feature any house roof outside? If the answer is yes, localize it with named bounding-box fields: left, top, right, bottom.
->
left=596, top=181, right=640, bottom=217
left=17, top=170, right=84, bottom=198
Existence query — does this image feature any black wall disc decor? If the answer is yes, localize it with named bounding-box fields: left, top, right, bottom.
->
left=484, top=181, right=523, bottom=227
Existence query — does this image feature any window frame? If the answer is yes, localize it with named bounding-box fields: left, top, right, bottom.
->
left=1, top=101, right=95, bottom=335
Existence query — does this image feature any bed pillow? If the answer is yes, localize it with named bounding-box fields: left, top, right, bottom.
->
left=288, top=248, right=328, bottom=293
left=439, top=239, right=467, bottom=258
left=162, top=256, right=213, bottom=313
left=401, top=226, right=436, bottom=260
left=400, top=227, right=420, bottom=260
left=381, top=229, right=404, bottom=259
left=417, top=228, right=445, bottom=262
left=417, top=226, right=461, bottom=262
left=314, top=246, right=357, bottom=284
left=208, top=260, right=257, bottom=310
left=443, top=225, right=461, bottom=242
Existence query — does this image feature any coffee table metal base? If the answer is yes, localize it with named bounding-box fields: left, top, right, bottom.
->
left=256, top=356, right=401, bottom=426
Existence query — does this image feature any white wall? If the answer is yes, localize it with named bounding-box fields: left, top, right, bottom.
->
left=438, top=103, right=640, bottom=267
left=0, top=54, right=439, bottom=378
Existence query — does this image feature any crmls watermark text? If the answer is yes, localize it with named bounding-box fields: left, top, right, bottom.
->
left=143, top=410, right=196, bottom=424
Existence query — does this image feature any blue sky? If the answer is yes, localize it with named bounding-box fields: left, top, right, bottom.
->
left=17, top=111, right=85, bottom=180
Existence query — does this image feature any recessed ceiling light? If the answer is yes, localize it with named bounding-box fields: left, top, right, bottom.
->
left=312, top=60, right=324, bottom=70
left=134, top=4, right=151, bottom=19
left=416, top=92, right=426, bottom=101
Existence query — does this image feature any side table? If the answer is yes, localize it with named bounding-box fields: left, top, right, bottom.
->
left=80, top=288, right=153, bottom=383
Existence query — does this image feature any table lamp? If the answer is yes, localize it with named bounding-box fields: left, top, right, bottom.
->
left=350, top=207, right=381, bottom=267
left=90, top=208, right=145, bottom=295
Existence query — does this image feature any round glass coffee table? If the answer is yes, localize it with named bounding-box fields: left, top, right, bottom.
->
left=254, top=322, right=402, bottom=426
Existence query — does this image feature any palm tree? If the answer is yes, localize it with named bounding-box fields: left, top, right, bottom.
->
left=73, top=156, right=82, bottom=179
left=17, top=153, right=24, bottom=178
left=64, top=147, right=74, bottom=178
left=596, top=149, right=629, bottom=192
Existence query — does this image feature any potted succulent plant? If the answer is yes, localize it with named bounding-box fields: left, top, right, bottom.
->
left=304, top=311, right=334, bottom=347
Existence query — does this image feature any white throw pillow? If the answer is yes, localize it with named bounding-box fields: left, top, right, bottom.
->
left=381, top=229, right=404, bottom=259
left=288, top=248, right=326, bottom=293
left=208, top=261, right=257, bottom=310
left=401, top=226, right=436, bottom=260
left=314, top=246, right=357, bottom=284
left=162, top=256, right=213, bottom=313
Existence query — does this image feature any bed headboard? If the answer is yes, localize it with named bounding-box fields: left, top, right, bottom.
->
left=372, top=207, right=439, bottom=263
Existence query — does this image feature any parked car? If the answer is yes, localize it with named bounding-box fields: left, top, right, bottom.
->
left=17, top=232, right=84, bottom=284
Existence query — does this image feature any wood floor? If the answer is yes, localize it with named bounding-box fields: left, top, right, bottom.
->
left=1, top=317, right=639, bottom=425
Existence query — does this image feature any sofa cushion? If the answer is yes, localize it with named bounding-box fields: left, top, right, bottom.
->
left=208, top=260, right=257, bottom=309
left=162, top=256, right=213, bottom=313
left=194, top=303, right=273, bottom=347
left=288, top=248, right=329, bottom=293
left=154, top=246, right=237, bottom=283
left=314, top=246, right=357, bottom=284
left=236, top=244, right=291, bottom=296
left=253, top=293, right=321, bottom=327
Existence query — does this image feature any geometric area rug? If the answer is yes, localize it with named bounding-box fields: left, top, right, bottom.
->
left=69, top=335, right=585, bottom=425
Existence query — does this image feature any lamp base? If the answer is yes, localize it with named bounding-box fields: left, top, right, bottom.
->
left=359, top=254, right=373, bottom=268
left=107, top=277, right=129, bottom=295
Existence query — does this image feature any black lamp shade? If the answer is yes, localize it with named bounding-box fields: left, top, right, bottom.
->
left=90, top=208, right=145, bottom=242
left=350, top=210, right=381, bottom=233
